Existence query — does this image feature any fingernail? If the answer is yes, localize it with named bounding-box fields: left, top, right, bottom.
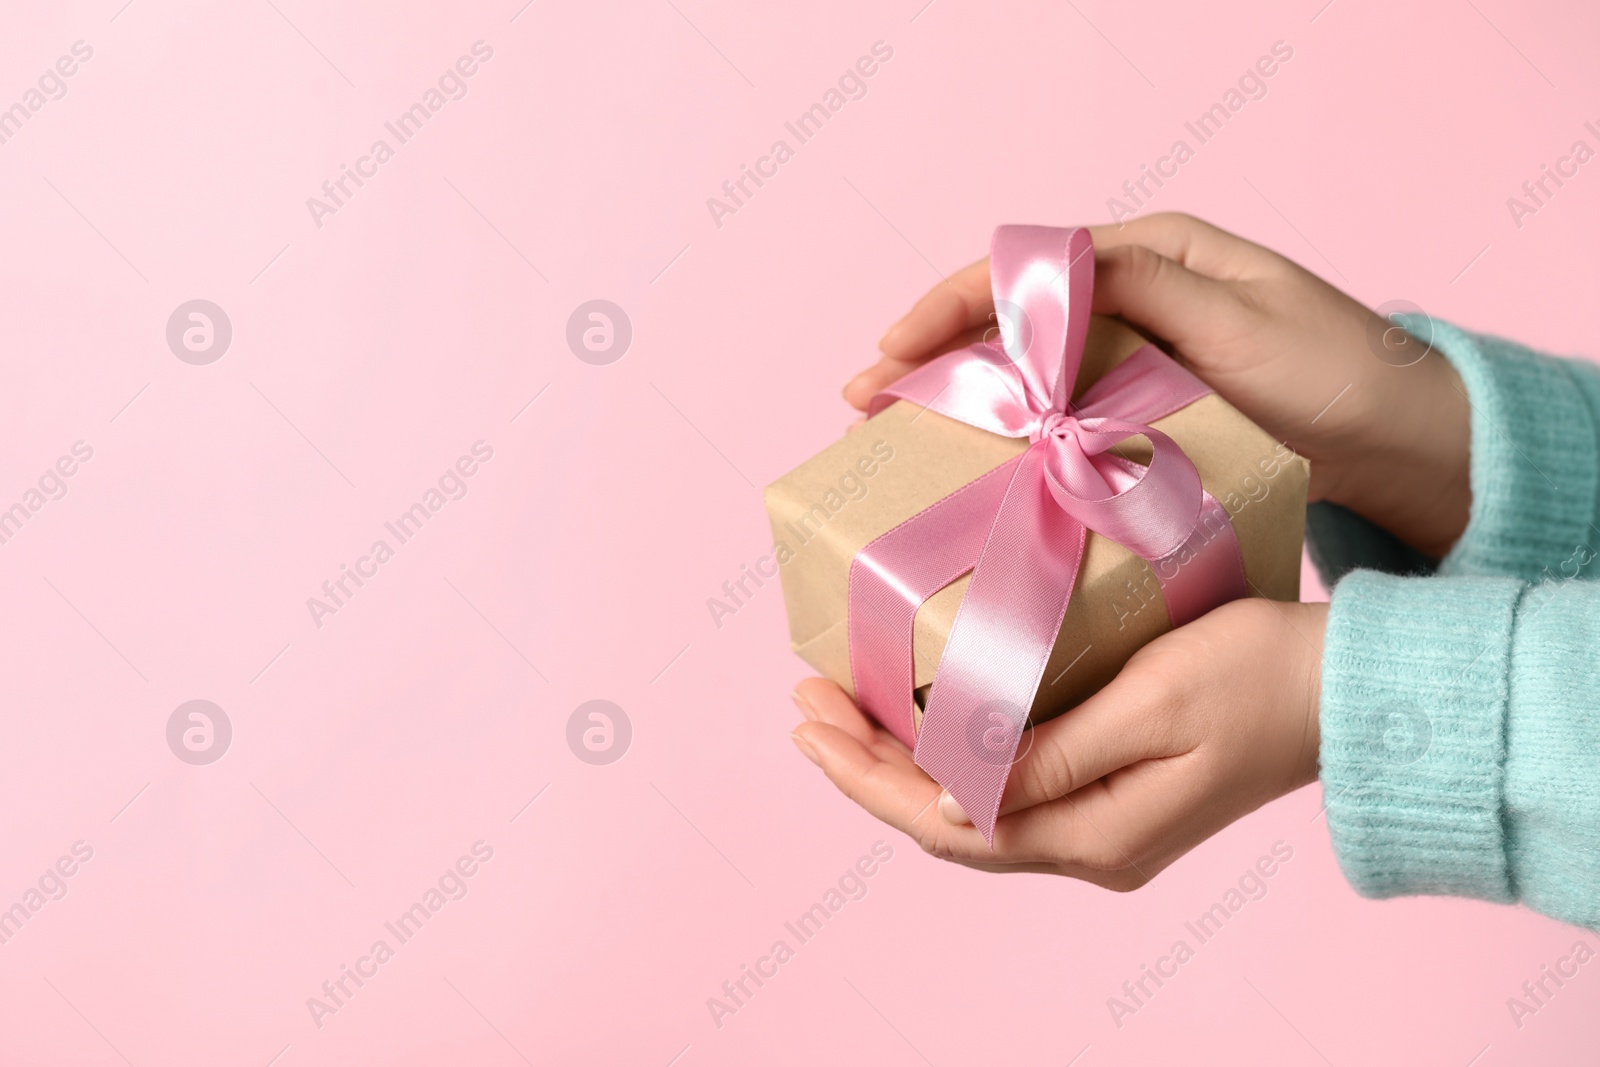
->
left=843, top=369, right=872, bottom=398
left=791, top=731, right=821, bottom=766
left=791, top=690, right=819, bottom=722
left=939, top=790, right=971, bottom=825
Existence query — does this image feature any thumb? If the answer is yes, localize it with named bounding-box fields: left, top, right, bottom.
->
left=1092, top=243, right=1248, bottom=352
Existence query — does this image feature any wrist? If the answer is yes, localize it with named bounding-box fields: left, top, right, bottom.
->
left=1325, top=349, right=1472, bottom=559
left=1289, top=601, right=1327, bottom=791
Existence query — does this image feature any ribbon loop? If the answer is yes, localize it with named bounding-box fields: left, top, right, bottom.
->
left=848, top=226, right=1249, bottom=842
left=1040, top=422, right=1204, bottom=561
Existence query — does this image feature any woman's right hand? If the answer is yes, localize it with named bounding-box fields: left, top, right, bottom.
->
left=843, top=212, right=1472, bottom=559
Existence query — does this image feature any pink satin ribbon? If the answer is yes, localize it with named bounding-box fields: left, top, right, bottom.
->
left=847, top=225, right=1247, bottom=842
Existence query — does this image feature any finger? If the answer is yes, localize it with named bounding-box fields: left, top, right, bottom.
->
left=794, top=677, right=913, bottom=763
left=945, top=854, right=1147, bottom=890
left=843, top=260, right=993, bottom=410
left=795, top=715, right=1179, bottom=879
left=793, top=720, right=1001, bottom=863
left=791, top=719, right=942, bottom=829
left=977, top=677, right=1185, bottom=819
left=879, top=259, right=994, bottom=362
left=943, top=859, right=1062, bottom=876
left=842, top=325, right=991, bottom=411
left=793, top=683, right=1138, bottom=877
left=961, top=779, right=1140, bottom=869
left=1049, top=757, right=1214, bottom=876
left=1089, top=213, right=1265, bottom=282
left=1091, top=243, right=1251, bottom=353
left=976, top=764, right=1197, bottom=878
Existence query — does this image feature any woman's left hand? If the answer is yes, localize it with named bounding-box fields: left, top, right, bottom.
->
left=788, top=598, right=1327, bottom=888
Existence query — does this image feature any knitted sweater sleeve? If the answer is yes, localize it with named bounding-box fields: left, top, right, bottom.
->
left=1314, top=319, right=1600, bottom=929
left=1306, top=314, right=1600, bottom=586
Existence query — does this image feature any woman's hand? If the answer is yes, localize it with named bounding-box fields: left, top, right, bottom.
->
left=843, top=213, right=1471, bottom=558
left=789, top=599, right=1327, bottom=887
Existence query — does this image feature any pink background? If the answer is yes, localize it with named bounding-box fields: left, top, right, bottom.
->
left=2, top=0, right=1596, bottom=1063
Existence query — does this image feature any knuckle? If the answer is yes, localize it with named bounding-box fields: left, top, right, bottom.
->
left=1123, top=242, right=1165, bottom=280
left=1149, top=210, right=1200, bottom=231
left=1075, top=841, right=1132, bottom=875
left=929, top=287, right=977, bottom=335
left=1112, top=244, right=1170, bottom=295
left=831, top=765, right=873, bottom=806
left=1146, top=212, right=1204, bottom=252
left=1230, top=276, right=1273, bottom=317
left=1128, top=664, right=1184, bottom=712
left=1020, top=735, right=1080, bottom=802
left=1076, top=841, right=1151, bottom=886
left=1057, top=806, right=1153, bottom=882
left=911, top=820, right=958, bottom=862
left=1098, top=867, right=1153, bottom=893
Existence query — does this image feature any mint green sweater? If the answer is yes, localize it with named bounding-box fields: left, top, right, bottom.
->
left=1308, top=316, right=1600, bottom=930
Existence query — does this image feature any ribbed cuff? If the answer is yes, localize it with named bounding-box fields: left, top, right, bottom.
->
left=1320, top=570, right=1522, bottom=902
left=1503, top=579, right=1600, bottom=928
left=1407, top=315, right=1600, bottom=581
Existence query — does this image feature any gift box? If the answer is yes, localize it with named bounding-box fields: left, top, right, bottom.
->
left=764, top=226, right=1310, bottom=837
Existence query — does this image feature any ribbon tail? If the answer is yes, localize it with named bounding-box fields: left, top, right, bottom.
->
left=1075, top=343, right=1213, bottom=423
left=912, top=445, right=1088, bottom=843
left=848, top=459, right=1020, bottom=747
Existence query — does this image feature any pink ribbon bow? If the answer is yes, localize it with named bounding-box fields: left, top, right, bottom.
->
left=848, top=225, right=1247, bottom=842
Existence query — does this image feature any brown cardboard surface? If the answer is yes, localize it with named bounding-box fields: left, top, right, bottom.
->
left=763, top=316, right=1310, bottom=729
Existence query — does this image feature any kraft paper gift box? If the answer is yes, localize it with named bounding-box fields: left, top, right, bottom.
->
left=764, top=315, right=1311, bottom=733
